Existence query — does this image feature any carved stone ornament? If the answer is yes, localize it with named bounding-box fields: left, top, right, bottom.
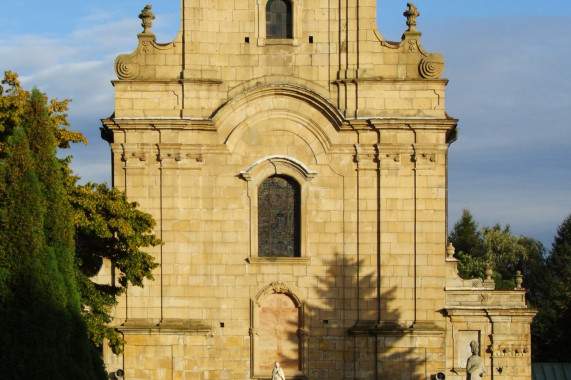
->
left=407, top=39, right=418, bottom=52
left=446, top=243, right=455, bottom=259
left=491, top=343, right=531, bottom=357
left=419, top=53, right=445, bottom=79
left=484, top=264, right=493, bottom=281
left=411, top=148, right=437, bottom=169
left=255, top=281, right=302, bottom=307
left=515, top=270, right=523, bottom=289
left=121, top=151, right=147, bottom=162
left=382, top=153, right=400, bottom=163
left=115, top=55, right=140, bottom=80
left=404, top=3, right=420, bottom=32
left=139, top=5, right=156, bottom=34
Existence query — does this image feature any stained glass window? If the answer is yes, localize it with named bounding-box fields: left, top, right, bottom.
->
left=258, top=175, right=300, bottom=257
left=266, top=0, right=293, bottom=39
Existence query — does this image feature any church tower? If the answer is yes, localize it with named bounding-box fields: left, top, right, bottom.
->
left=101, top=2, right=536, bottom=379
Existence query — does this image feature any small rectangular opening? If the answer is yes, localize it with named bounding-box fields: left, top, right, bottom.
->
left=309, top=36, right=314, bottom=43
left=245, top=37, right=250, bottom=43
left=220, top=322, right=225, bottom=328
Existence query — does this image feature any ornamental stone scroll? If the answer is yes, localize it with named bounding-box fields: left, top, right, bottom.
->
left=419, top=53, right=445, bottom=79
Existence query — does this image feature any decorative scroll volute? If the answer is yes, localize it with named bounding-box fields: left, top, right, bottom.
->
left=113, top=4, right=180, bottom=80
left=419, top=53, right=445, bottom=79
left=115, top=53, right=140, bottom=80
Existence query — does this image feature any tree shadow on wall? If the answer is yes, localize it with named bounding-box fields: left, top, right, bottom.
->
left=270, top=253, right=426, bottom=380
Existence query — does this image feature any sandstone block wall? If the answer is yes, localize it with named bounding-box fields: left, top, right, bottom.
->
left=100, top=2, right=535, bottom=379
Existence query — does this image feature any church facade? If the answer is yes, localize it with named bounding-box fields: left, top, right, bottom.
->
left=100, top=2, right=536, bottom=379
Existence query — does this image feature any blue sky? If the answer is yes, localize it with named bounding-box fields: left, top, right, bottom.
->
left=1, top=1, right=570, bottom=247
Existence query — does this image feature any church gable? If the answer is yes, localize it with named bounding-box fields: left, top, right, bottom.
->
left=113, top=1, right=445, bottom=120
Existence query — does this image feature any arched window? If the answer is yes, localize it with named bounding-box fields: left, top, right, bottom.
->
left=258, top=175, right=300, bottom=257
left=266, top=0, right=293, bottom=39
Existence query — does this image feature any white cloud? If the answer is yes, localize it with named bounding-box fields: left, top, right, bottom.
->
left=0, top=17, right=140, bottom=186
left=2, top=3, right=569, bottom=247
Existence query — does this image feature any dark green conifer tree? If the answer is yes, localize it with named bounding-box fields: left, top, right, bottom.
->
left=0, top=90, right=106, bottom=379
left=2, top=71, right=160, bottom=362
left=449, top=209, right=484, bottom=258
left=531, top=214, right=571, bottom=362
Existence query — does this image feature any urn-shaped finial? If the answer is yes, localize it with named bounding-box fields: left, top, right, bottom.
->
left=404, top=3, right=420, bottom=32
left=139, top=4, right=156, bottom=34
left=446, top=243, right=455, bottom=259
left=484, top=264, right=493, bottom=281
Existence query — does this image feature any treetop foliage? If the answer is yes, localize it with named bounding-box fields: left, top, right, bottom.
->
left=449, top=209, right=544, bottom=290
left=0, top=71, right=86, bottom=152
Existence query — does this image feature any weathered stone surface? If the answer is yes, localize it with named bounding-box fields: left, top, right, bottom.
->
left=100, top=2, right=535, bottom=379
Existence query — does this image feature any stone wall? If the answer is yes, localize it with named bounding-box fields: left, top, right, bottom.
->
left=100, top=2, right=535, bottom=379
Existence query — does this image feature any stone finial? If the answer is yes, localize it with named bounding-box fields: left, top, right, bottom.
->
left=446, top=242, right=455, bottom=259
left=484, top=263, right=493, bottom=281
left=483, top=263, right=496, bottom=288
left=139, top=5, right=156, bottom=34
left=515, top=270, right=523, bottom=289
left=404, top=3, right=420, bottom=32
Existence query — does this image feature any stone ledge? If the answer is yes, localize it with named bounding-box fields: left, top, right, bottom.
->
left=349, top=320, right=445, bottom=336
left=246, top=257, right=310, bottom=265
left=117, top=318, right=211, bottom=334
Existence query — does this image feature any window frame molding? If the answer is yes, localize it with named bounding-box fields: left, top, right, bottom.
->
left=240, top=156, right=316, bottom=261
left=256, top=0, right=302, bottom=46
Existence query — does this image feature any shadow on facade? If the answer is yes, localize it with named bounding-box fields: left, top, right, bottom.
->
left=271, top=253, right=422, bottom=380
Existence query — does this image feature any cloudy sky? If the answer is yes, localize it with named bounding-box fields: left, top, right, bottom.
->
left=1, top=1, right=569, bottom=247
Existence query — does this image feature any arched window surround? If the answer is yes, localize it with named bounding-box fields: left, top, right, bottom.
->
left=256, top=0, right=302, bottom=46
left=240, top=156, right=316, bottom=262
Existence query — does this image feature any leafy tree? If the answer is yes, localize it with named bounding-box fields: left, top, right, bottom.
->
left=480, top=224, right=545, bottom=290
left=72, top=182, right=160, bottom=353
left=0, top=88, right=106, bottom=379
left=0, top=71, right=28, bottom=151
left=0, top=71, right=160, bottom=362
left=449, top=210, right=545, bottom=290
left=447, top=211, right=571, bottom=361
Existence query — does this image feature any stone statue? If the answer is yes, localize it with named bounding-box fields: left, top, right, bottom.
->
left=272, top=362, right=285, bottom=380
left=466, top=340, right=487, bottom=379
